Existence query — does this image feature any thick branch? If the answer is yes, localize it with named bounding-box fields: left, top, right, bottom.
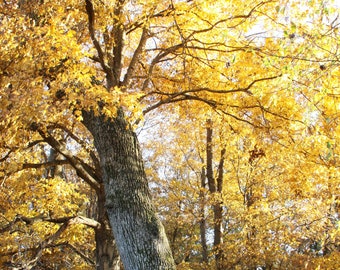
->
left=123, top=27, right=148, bottom=86
left=141, top=42, right=188, bottom=91
left=36, top=127, right=101, bottom=191
left=111, top=0, right=125, bottom=86
left=0, top=214, right=101, bottom=234
left=85, top=0, right=113, bottom=82
left=48, top=124, right=101, bottom=178
left=1, top=160, right=69, bottom=182
left=22, top=160, right=69, bottom=169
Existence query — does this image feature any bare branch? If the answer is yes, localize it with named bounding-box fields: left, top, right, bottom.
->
left=142, top=74, right=282, bottom=115
left=141, top=42, right=188, bottom=91
left=218, top=109, right=262, bottom=128
left=143, top=94, right=219, bottom=115
left=188, top=1, right=273, bottom=37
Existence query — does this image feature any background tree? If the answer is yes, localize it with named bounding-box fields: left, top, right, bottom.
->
left=143, top=103, right=340, bottom=269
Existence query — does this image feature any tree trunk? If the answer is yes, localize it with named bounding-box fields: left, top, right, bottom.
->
left=199, top=166, right=208, bottom=264
left=206, top=119, right=215, bottom=193
left=83, top=109, right=175, bottom=270
left=214, top=149, right=225, bottom=270
left=46, top=138, right=121, bottom=269
left=205, top=120, right=224, bottom=270
left=95, top=191, right=121, bottom=270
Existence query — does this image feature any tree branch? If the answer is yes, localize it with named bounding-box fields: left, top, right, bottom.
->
left=0, top=214, right=101, bottom=234
left=142, top=74, right=282, bottom=115
left=142, top=94, right=219, bottom=115
left=123, top=27, right=148, bottom=86
left=67, top=242, right=96, bottom=266
left=35, top=127, right=101, bottom=191
left=22, top=160, right=69, bottom=169
left=85, top=0, right=113, bottom=82
left=125, top=5, right=175, bottom=35
left=6, top=215, right=99, bottom=267
left=46, top=123, right=101, bottom=178
left=0, top=149, right=13, bottom=163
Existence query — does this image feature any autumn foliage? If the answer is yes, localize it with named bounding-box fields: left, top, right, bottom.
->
left=1, top=0, right=340, bottom=269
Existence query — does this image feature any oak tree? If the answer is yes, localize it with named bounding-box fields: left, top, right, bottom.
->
left=1, top=0, right=339, bottom=269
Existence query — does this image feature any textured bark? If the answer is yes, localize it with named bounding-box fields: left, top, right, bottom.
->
left=95, top=190, right=121, bottom=270
left=83, top=109, right=175, bottom=270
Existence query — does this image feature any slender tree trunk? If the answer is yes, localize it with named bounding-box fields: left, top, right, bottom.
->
left=199, top=166, right=208, bottom=264
left=83, top=109, right=175, bottom=270
left=205, top=120, right=225, bottom=270
left=206, top=119, right=215, bottom=194
left=214, top=149, right=225, bottom=270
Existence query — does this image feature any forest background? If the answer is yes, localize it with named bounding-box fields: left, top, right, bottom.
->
left=0, top=0, right=339, bottom=269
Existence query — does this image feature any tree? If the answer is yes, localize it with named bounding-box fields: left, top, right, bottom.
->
left=143, top=104, right=340, bottom=269
left=0, top=142, right=96, bottom=268
left=0, top=130, right=121, bottom=269
left=1, top=0, right=339, bottom=269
